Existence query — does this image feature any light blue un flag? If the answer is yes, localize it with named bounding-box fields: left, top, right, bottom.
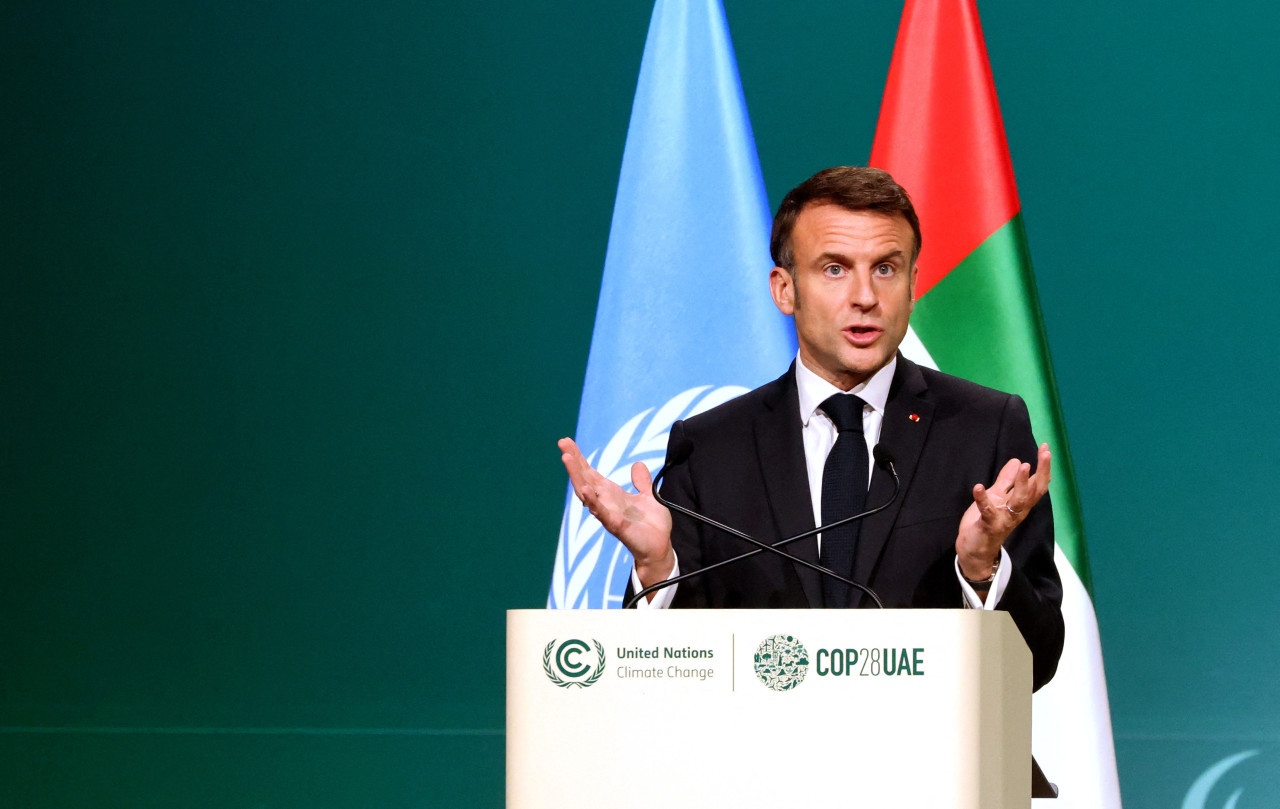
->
left=548, top=0, right=796, bottom=609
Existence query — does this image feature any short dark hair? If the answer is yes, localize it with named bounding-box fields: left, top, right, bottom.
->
left=770, top=166, right=921, bottom=271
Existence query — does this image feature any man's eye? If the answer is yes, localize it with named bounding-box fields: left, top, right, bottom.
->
left=823, top=265, right=846, bottom=276
left=874, top=264, right=896, bottom=276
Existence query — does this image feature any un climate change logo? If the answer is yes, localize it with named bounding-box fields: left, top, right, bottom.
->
left=754, top=634, right=809, bottom=691
left=543, top=638, right=606, bottom=688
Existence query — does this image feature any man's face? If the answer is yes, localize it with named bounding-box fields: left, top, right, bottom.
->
left=770, top=203, right=918, bottom=391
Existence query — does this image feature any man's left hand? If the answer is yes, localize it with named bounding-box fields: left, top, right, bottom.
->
left=956, top=443, right=1052, bottom=581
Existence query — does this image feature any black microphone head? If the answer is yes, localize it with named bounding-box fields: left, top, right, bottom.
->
left=666, top=424, right=694, bottom=466
left=872, top=444, right=895, bottom=469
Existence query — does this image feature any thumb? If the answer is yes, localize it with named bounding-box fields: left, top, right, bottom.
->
left=631, top=461, right=654, bottom=496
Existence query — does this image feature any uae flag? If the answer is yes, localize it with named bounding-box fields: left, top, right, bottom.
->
left=870, top=1, right=1122, bottom=805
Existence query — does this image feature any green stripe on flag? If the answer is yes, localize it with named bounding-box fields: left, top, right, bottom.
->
left=911, top=214, right=1091, bottom=592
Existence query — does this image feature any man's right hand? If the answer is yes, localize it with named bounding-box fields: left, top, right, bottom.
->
left=558, top=437, right=675, bottom=590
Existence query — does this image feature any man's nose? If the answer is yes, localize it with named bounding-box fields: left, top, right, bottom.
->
left=848, top=269, right=878, bottom=308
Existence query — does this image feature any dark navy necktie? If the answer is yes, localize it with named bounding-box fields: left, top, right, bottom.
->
left=819, top=393, right=868, bottom=608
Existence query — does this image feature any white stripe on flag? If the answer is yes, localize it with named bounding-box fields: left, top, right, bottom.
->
left=1032, top=545, right=1123, bottom=807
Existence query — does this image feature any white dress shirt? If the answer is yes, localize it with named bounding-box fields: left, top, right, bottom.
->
left=634, top=355, right=1009, bottom=609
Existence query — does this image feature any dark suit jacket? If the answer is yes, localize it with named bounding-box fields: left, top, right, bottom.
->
left=657, top=356, right=1065, bottom=690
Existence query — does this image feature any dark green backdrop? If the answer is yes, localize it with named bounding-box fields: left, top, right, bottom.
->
left=4, top=1, right=1277, bottom=806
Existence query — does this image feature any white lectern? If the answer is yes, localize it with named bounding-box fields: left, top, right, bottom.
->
left=508, top=609, right=1032, bottom=809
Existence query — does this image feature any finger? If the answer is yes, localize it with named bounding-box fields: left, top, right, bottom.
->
left=1013, top=461, right=1032, bottom=494
left=559, top=449, right=590, bottom=495
left=1015, top=444, right=1052, bottom=499
left=557, top=437, right=585, bottom=475
left=558, top=450, right=584, bottom=496
left=976, top=480, right=1021, bottom=527
left=973, top=482, right=995, bottom=516
left=558, top=437, right=605, bottom=501
left=1032, top=444, right=1053, bottom=493
left=558, top=436, right=592, bottom=466
left=990, top=457, right=1023, bottom=495
left=631, top=461, right=654, bottom=497
left=1004, top=461, right=1034, bottom=513
left=1013, top=446, right=1053, bottom=511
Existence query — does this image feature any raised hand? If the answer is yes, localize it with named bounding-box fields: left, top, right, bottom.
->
left=558, top=437, right=675, bottom=588
left=955, top=443, right=1052, bottom=581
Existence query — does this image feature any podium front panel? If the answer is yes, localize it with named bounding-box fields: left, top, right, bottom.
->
left=507, top=609, right=1031, bottom=808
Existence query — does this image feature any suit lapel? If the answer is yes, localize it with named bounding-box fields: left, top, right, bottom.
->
left=753, top=367, right=821, bottom=608
left=852, top=356, right=933, bottom=606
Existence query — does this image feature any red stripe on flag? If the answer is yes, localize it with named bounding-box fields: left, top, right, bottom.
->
left=869, top=0, right=1019, bottom=299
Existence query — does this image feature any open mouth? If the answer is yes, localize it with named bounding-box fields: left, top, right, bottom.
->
left=845, top=325, right=882, bottom=346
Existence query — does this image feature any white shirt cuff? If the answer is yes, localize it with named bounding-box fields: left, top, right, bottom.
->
left=629, top=551, right=680, bottom=609
left=955, top=546, right=1011, bottom=610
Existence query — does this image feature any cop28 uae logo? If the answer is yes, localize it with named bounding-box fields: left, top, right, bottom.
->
left=543, top=638, right=606, bottom=688
left=754, top=634, right=810, bottom=691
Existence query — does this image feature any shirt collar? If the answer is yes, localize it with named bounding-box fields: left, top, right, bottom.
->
left=795, top=353, right=897, bottom=427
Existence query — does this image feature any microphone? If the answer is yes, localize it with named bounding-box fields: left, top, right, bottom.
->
left=664, top=431, right=694, bottom=467
left=624, top=436, right=899, bottom=609
left=872, top=444, right=894, bottom=470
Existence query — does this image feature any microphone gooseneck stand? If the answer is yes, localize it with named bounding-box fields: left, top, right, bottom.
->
left=623, top=443, right=899, bottom=609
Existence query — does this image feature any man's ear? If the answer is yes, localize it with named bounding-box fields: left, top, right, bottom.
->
left=770, top=266, right=795, bottom=315
left=908, top=264, right=918, bottom=312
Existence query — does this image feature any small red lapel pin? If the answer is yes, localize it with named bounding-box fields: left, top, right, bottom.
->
left=908, top=413, right=920, bottom=422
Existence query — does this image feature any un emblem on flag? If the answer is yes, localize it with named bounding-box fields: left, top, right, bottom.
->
left=753, top=634, right=809, bottom=692
left=550, top=385, right=750, bottom=610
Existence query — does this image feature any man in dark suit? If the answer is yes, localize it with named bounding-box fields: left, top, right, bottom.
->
left=559, top=166, right=1063, bottom=689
